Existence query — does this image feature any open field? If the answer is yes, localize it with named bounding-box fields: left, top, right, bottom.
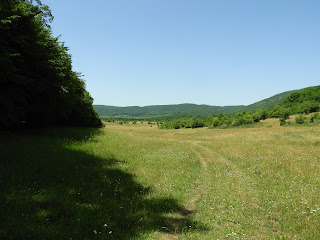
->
left=1, top=119, right=320, bottom=239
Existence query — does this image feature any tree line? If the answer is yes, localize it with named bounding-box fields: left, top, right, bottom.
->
left=159, top=86, right=320, bottom=129
left=0, top=0, right=102, bottom=130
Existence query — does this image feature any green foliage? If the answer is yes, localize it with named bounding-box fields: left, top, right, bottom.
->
left=237, top=89, right=303, bottom=112
left=300, top=100, right=320, bottom=114
left=159, top=111, right=263, bottom=130
left=287, top=92, right=301, bottom=102
left=255, top=109, right=269, bottom=120
left=309, top=112, right=320, bottom=123
left=159, top=116, right=207, bottom=129
left=190, top=116, right=205, bottom=128
left=280, top=112, right=320, bottom=127
left=280, top=86, right=320, bottom=114
left=231, top=116, right=246, bottom=126
left=94, top=88, right=305, bottom=118
left=0, top=0, right=102, bottom=129
left=269, top=105, right=289, bottom=119
left=279, top=118, right=286, bottom=126
left=228, top=112, right=257, bottom=127
left=295, top=115, right=306, bottom=125
left=211, top=111, right=261, bottom=128
left=95, top=86, right=320, bottom=128
left=94, top=104, right=244, bottom=118
left=211, top=117, right=223, bottom=127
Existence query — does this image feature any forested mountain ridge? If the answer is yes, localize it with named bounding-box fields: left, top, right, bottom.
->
left=94, top=104, right=243, bottom=117
left=0, top=0, right=102, bottom=129
left=94, top=87, right=308, bottom=117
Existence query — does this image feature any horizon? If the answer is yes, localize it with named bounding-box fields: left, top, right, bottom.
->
left=93, top=85, right=308, bottom=108
left=43, top=0, right=320, bottom=107
left=93, top=103, right=245, bottom=108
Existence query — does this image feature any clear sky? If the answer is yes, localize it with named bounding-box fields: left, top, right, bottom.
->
left=42, top=0, right=320, bottom=107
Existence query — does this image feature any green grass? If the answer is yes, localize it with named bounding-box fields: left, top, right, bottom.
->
left=0, top=127, right=204, bottom=239
left=1, top=121, right=320, bottom=239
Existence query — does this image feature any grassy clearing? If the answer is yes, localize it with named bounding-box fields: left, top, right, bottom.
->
left=1, top=120, right=320, bottom=239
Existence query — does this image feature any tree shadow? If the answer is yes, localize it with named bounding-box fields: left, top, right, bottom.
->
left=0, top=127, right=207, bottom=239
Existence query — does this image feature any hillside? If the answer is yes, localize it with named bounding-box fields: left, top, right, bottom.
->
left=94, top=87, right=307, bottom=117
left=93, top=104, right=244, bottom=117
left=243, top=89, right=303, bottom=112
left=279, top=85, right=320, bottom=114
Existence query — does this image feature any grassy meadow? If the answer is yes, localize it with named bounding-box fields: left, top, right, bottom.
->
left=1, top=118, right=320, bottom=239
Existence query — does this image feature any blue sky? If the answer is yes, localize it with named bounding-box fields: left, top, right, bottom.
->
left=42, top=0, right=320, bottom=107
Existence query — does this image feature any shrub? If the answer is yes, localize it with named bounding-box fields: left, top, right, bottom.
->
left=279, top=118, right=286, bottom=126
left=232, top=117, right=245, bottom=126
left=256, top=109, right=269, bottom=120
left=212, top=117, right=222, bottom=127
left=309, top=112, right=320, bottom=123
left=253, top=113, right=261, bottom=122
left=270, top=105, right=289, bottom=119
left=191, top=117, right=205, bottom=128
left=243, top=114, right=254, bottom=124
left=300, top=101, right=320, bottom=114
left=295, top=115, right=306, bottom=125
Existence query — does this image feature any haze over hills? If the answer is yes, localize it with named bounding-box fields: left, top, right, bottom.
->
left=94, top=87, right=304, bottom=117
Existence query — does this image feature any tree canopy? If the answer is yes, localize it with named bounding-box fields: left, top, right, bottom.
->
left=0, top=0, right=102, bottom=129
left=280, top=86, right=320, bottom=114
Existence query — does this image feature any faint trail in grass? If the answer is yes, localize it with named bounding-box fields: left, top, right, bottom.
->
left=190, top=142, right=277, bottom=238
left=140, top=131, right=271, bottom=238
left=157, top=141, right=209, bottom=240
left=105, top=122, right=320, bottom=239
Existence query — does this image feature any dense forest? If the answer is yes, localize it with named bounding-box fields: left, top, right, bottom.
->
left=94, top=104, right=243, bottom=118
left=0, top=0, right=102, bottom=130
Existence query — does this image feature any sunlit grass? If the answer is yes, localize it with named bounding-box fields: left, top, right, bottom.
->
left=1, top=120, right=320, bottom=239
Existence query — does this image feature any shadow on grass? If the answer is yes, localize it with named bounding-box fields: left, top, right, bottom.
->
left=0, top=127, right=207, bottom=239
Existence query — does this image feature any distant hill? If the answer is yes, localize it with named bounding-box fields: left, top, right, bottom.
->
left=94, top=87, right=308, bottom=117
left=242, top=88, right=304, bottom=112
left=93, top=104, right=243, bottom=117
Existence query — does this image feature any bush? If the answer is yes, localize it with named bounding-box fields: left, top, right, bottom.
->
left=256, top=109, right=269, bottom=120
left=300, top=101, right=320, bottom=114
left=191, top=117, right=205, bottom=128
left=279, top=118, right=286, bottom=126
left=295, top=115, right=306, bottom=125
left=212, top=117, right=222, bottom=127
left=232, top=117, right=245, bottom=126
left=309, top=112, right=320, bottom=123
left=253, top=113, right=261, bottom=122
left=270, top=105, right=289, bottom=119
left=243, top=114, right=254, bottom=124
